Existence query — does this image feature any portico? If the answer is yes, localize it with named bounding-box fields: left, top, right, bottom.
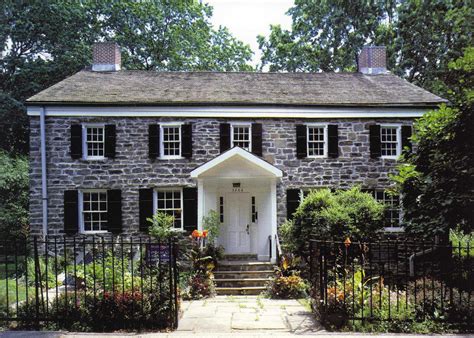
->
left=190, top=147, right=283, bottom=263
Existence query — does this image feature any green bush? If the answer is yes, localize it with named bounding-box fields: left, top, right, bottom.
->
left=286, top=187, right=384, bottom=259
left=0, top=152, right=29, bottom=244
left=265, top=254, right=308, bottom=299
left=148, top=212, right=182, bottom=239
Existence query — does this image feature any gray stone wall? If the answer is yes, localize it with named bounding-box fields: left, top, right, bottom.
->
left=29, top=116, right=413, bottom=236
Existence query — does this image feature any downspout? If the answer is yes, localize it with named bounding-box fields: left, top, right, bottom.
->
left=40, top=106, right=48, bottom=238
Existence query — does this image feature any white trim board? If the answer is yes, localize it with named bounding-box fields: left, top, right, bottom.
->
left=190, top=147, right=283, bottom=179
left=26, top=105, right=430, bottom=118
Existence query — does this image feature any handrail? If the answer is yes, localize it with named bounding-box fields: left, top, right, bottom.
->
left=268, top=235, right=272, bottom=261
left=269, top=233, right=283, bottom=263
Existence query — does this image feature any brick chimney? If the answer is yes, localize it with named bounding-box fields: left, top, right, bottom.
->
left=357, top=46, right=387, bottom=75
left=92, top=42, right=121, bottom=72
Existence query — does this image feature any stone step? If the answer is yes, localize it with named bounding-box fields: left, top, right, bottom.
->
left=215, top=286, right=267, bottom=296
left=223, top=254, right=258, bottom=261
left=214, top=270, right=274, bottom=279
left=215, top=278, right=271, bottom=288
left=216, top=261, right=274, bottom=272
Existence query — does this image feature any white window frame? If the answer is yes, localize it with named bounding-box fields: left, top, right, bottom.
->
left=78, top=189, right=109, bottom=234
left=374, top=190, right=404, bottom=232
left=153, top=187, right=184, bottom=230
left=159, top=122, right=183, bottom=159
left=306, top=124, right=328, bottom=158
left=82, top=123, right=106, bottom=160
left=231, top=122, right=252, bottom=152
left=380, top=124, right=402, bottom=159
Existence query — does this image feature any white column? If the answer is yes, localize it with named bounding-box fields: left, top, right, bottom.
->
left=270, top=178, right=277, bottom=263
left=197, top=179, right=204, bottom=231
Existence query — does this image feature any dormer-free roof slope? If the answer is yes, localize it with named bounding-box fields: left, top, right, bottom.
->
left=27, top=70, right=447, bottom=108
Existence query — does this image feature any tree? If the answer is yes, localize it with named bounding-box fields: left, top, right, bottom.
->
left=0, top=0, right=253, bottom=154
left=390, top=48, right=474, bottom=237
left=258, top=0, right=473, bottom=96
left=0, top=151, right=29, bottom=241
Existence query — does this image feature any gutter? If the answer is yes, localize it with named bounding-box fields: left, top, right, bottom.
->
left=40, top=106, right=48, bottom=237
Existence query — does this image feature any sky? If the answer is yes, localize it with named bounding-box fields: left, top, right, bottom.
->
left=205, top=0, right=294, bottom=66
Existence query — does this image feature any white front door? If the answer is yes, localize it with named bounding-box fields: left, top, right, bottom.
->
left=225, top=192, right=251, bottom=254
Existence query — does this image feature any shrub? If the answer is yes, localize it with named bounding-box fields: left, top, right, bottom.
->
left=288, top=187, right=384, bottom=259
left=148, top=212, right=182, bottom=240
left=15, top=290, right=174, bottom=331
left=266, top=254, right=308, bottom=299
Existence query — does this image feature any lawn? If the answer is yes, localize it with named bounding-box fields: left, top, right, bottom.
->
left=0, top=278, right=30, bottom=307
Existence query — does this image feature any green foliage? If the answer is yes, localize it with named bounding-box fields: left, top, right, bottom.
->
left=287, top=187, right=384, bottom=259
left=265, top=275, right=308, bottom=299
left=180, top=238, right=216, bottom=300
left=258, top=0, right=473, bottom=98
left=15, top=291, right=173, bottom=331
left=320, top=269, right=472, bottom=333
left=0, top=151, right=29, bottom=241
left=202, top=210, right=221, bottom=244
left=390, top=48, right=474, bottom=237
left=0, top=1, right=252, bottom=155
left=148, top=211, right=182, bottom=240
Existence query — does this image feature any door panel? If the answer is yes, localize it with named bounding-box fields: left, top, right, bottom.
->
left=225, top=193, right=250, bottom=254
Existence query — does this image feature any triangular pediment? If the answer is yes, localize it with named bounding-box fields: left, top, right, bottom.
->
left=190, top=147, right=283, bottom=179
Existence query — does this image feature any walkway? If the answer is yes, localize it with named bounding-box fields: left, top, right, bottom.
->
left=174, top=295, right=322, bottom=335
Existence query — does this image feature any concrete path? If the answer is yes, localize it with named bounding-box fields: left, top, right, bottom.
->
left=174, top=295, right=322, bottom=335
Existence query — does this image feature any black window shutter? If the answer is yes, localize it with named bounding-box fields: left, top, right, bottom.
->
left=107, top=189, right=122, bottom=234
left=251, top=123, right=263, bottom=156
left=220, top=123, right=231, bottom=153
left=70, top=125, right=82, bottom=159
left=148, top=124, right=160, bottom=159
left=401, top=125, right=413, bottom=154
left=183, top=187, right=198, bottom=233
left=369, top=125, right=381, bottom=159
left=105, top=124, right=116, bottom=158
left=296, top=125, right=307, bottom=159
left=64, top=190, right=79, bottom=235
left=286, top=189, right=300, bottom=220
left=139, top=188, right=154, bottom=232
left=182, top=123, right=193, bottom=158
left=328, top=124, right=339, bottom=158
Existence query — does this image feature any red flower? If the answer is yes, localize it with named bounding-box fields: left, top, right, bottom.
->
left=192, top=230, right=202, bottom=238
left=202, top=230, right=208, bottom=238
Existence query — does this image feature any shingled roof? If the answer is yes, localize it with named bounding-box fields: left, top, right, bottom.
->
left=27, top=70, right=446, bottom=107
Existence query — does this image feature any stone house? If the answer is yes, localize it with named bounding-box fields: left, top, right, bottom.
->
left=27, top=43, right=446, bottom=262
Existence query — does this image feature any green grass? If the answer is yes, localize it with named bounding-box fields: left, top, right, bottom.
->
left=0, top=278, right=31, bottom=306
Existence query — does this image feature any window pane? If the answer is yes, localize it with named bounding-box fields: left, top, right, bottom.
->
left=374, top=190, right=401, bottom=228
left=86, top=127, right=105, bottom=158
left=82, top=191, right=108, bottom=232
left=381, top=127, right=399, bottom=157
left=232, top=125, right=251, bottom=151
left=308, top=127, right=325, bottom=156
left=156, top=189, right=182, bottom=228
left=162, top=126, right=181, bottom=157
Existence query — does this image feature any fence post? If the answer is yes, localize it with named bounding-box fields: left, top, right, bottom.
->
left=33, top=237, right=41, bottom=328
left=173, top=239, right=179, bottom=329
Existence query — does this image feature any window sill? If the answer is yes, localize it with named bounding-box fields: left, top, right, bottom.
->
left=82, top=157, right=107, bottom=161
left=381, top=156, right=399, bottom=160
left=306, top=155, right=327, bottom=159
left=80, top=231, right=109, bottom=235
left=158, top=156, right=184, bottom=160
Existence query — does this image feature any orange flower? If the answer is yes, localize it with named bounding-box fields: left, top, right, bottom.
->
left=192, top=230, right=202, bottom=238
left=202, top=230, right=208, bottom=238
left=344, top=237, right=351, bottom=248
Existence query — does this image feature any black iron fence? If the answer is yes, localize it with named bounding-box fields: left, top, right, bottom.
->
left=309, top=238, right=473, bottom=328
left=0, top=236, right=179, bottom=331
